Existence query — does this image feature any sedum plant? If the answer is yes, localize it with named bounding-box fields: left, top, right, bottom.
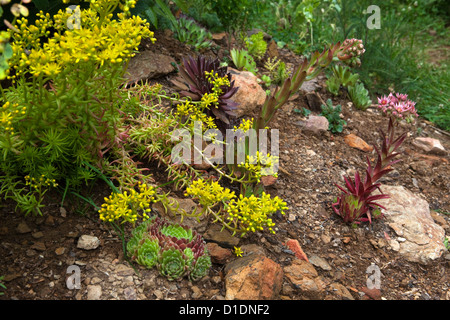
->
left=332, top=118, right=407, bottom=225
left=263, top=57, right=290, bottom=86
left=127, top=216, right=211, bottom=281
left=98, top=182, right=157, bottom=225
left=0, top=0, right=155, bottom=214
left=184, top=178, right=287, bottom=237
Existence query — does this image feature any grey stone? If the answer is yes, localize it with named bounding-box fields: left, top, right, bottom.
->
left=375, top=185, right=446, bottom=264
left=297, top=115, right=329, bottom=135
left=309, top=255, right=332, bottom=271
left=77, top=235, right=100, bottom=250
left=300, top=79, right=321, bottom=93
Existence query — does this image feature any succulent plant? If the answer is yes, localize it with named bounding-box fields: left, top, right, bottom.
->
left=337, top=38, right=365, bottom=67
left=253, top=40, right=364, bottom=131
left=177, top=55, right=239, bottom=127
left=347, top=82, right=372, bottom=110
left=158, top=245, right=189, bottom=281
left=136, top=236, right=159, bottom=268
left=127, top=216, right=211, bottom=281
left=332, top=118, right=407, bottom=224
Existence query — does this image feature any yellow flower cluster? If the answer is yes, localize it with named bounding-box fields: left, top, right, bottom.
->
left=176, top=99, right=218, bottom=130
left=185, top=179, right=235, bottom=207
left=25, top=174, right=58, bottom=190
left=8, top=1, right=156, bottom=81
left=238, top=151, right=279, bottom=182
left=1, top=102, right=27, bottom=135
left=99, top=183, right=157, bottom=224
left=226, top=192, right=287, bottom=234
left=233, top=117, right=253, bottom=132
left=205, top=71, right=230, bottom=102
left=185, top=178, right=288, bottom=235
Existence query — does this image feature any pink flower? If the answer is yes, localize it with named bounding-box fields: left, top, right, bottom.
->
left=377, top=92, right=418, bottom=122
left=377, top=95, right=389, bottom=107
left=395, top=93, right=408, bottom=101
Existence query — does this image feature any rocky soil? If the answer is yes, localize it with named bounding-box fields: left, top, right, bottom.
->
left=0, top=30, right=449, bottom=301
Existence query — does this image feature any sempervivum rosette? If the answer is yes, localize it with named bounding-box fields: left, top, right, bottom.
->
left=136, top=236, right=160, bottom=268
left=177, top=55, right=239, bottom=127
left=126, top=216, right=211, bottom=281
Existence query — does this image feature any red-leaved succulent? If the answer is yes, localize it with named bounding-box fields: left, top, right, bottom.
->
left=176, top=55, right=239, bottom=128
left=332, top=118, right=407, bottom=224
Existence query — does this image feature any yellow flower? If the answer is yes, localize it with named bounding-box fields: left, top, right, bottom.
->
left=233, top=118, right=253, bottom=132
left=42, top=62, right=62, bottom=76
left=233, top=246, right=244, bottom=257
left=0, top=111, right=12, bottom=124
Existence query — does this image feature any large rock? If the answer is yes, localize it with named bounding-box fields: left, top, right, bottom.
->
left=125, top=51, right=176, bottom=84
left=375, top=185, right=446, bottom=264
left=228, top=68, right=267, bottom=117
left=224, top=254, right=283, bottom=300
left=412, top=137, right=447, bottom=156
left=203, top=224, right=240, bottom=248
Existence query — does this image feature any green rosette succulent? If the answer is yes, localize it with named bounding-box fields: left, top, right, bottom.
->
left=136, top=237, right=160, bottom=268
left=132, top=215, right=157, bottom=236
left=189, top=253, right=212, bottom=282
left=126, top=235, right=140, bottom=259
left=127, top=216, right=211, bottom=281
left=183, top=247, right=195, bottom=268
left=158, top=246, right=188, bottom=281
left=160, top=223, right=193, bottom=241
